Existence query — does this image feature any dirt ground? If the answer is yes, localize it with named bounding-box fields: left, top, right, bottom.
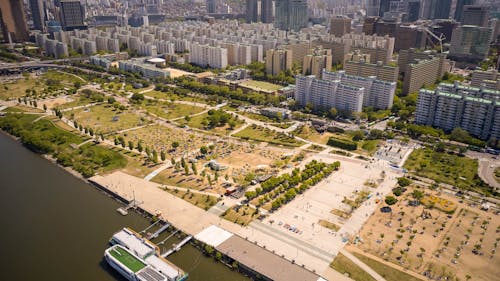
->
left=355, top=186, right=500, bottom=281
left=39, top=96, right=74, bottom=109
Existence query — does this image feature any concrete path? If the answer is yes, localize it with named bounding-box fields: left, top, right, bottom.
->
left=144, top=163, right=171, bottom=181
left=339, top=249, right=386, bottom=281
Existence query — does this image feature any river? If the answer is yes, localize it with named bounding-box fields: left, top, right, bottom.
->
left=0, top=132, right=248, bottom=281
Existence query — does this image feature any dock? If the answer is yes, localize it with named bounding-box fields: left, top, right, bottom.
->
left=116, top=198, right=142, bottom=216
left=161, top=235, right=193, bottom=258
left=148, top=223, right=170, bottom=239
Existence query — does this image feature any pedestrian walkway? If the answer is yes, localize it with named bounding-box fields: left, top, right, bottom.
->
left=339, top=249, right=386, bottom=281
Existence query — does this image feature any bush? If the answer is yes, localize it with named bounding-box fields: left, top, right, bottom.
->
left=385, top=196, right=398, bottom=205
left=327, top=137, right=357, bottom=151
left=397, top=177, right=412, bottom=187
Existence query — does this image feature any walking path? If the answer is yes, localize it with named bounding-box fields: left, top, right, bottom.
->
left=339, top=249, right=386, bottom=281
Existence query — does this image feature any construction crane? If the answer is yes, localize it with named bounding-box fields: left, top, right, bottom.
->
left=423, top=27, right=446, bottom=53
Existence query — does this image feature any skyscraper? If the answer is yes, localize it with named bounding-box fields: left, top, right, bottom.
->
left=0, top=0, right=29, bottom=42
left=330, top=16, right=351, bottom=37
left=365, top=0, right=380, bottom=17
left=462, top=5, right=489, bottom=27
left=60, top=0, right=85, bottom=31
left=275, top=0, right=308, bottom=32
left=379, top=0, right=391, bottom=17
left=431, top=0, right=451, bottom=19
left=246, top=0, right=258, bottom=23
left=407, top=0, right=420, bottom=22
left=29, top=0, right=45, bottom=32
left=454, top=0, right=474, bottom=21
left=261, top=0, right=273, bottom=23
left=206, top=0, right=216, bottom=13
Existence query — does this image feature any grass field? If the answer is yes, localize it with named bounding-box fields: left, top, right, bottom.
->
left=165, top=187, right=219, bottom=210
left=178, top=112, right=245, bottom=135
left=404, top=148, right=491, bottom=194
left=114, top=124, right=207, bottom=158
left=151, top=167, right=206, bottom=190
left=239, top=80, right=282, bottom=92
left=330, top=253, right=376, bottom=281
left=221, top=205, right=257, bottom=226
left=0, top=77, right=43, bottom=100
left=68, top=104, right=148, bottom=134
left=352, top=252, right=422, bottom=281
left=55, top=94, right=98, bottom=110
left=234, top=125, right=303, bottom=147
left=318, top=219, right=340, bottom=231
left=140, top=100, right=205, bottom=120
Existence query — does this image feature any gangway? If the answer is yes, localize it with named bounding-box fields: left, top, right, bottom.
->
left=161, top=235, right=192, bottom=258
left=116, top=192, right=143, bottom=216
left=158, top=230, right=180, bottom=245
left=140, top=220, right=161, bottom=234
left=148, top=223, right=170, bottom=239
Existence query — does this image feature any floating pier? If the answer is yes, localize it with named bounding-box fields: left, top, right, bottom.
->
left=161, top=235, right=192, bottom=258
left=148, top=223, right=170, bottom=239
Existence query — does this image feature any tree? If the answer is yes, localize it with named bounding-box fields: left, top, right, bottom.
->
left=328, top=107, right=338, bottom=119
left=145, top=147, right=151, bottom=156
left=184, top=164, right=189, bottom=175
left=200, top=146, right=208, bottom=155
left=352, top=130, right=365, bottom=141
left=191, top=162, right=197, bottom=175
left=172, top=141, right=179, bottom=150
left=171, top=158, right=176, bottom=165
left=160, top=150, right=166, bottom=161
left=137, top=141, right=144, bottom=152
left=412, top=189, right=424, bottom=200
left=43, top=104, right=47, bottom=111
left=128, top=141, right=134, bottom=150
left=107, top=97, right=116, bottom=104
left=397, top=177, right=412, bottom=187
left=152, top=150, right=158, bottom=163
left=130, top=93, right=145, bottom=103
left=181, top=157, right=186, bottom=168
left=385, top=196, right=398, bottom=205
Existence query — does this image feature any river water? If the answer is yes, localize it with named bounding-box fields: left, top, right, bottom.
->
left=0, top=132, right=248, bottom=281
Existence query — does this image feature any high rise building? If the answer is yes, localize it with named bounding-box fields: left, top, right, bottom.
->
left=431, top=0, right=452, bottom=19
left=450, top=25, right=492, bottom=61
left=345, top=51, right=399, bottom=82
left=379, top=0, right=391, bottom=17
left=365, top=0, right=380, bottom=17
left=295, top=70, right=396, bottom=112
left=261, top=0, right=273, bottom=23
left=0, top=0, right=29, bottom=42
left=265, top=48, right=292, bottom=76
left=275, top=0, right=308, bottom=31
left=420, top=0, right=432, bottom=19
left=407, top=0, right=420, bottom=22
left=454, top=0, right=474, bottom=21
left=330, top=16, right=351, bottom=37
left=29, top=0, right=46, bottom=32
left=415, top=82, right=500, bottom=140
left=246, top=0, right=258, bottom=23
left=462, top=5, right=489, bottom=27
left=302, top=48, right=332, bottom=78
left=60, top=0, right=85, bottom=31
left=206, top=0, right=216, bottom=13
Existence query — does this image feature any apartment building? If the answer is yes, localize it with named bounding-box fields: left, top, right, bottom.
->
left=295, top=70, right=396, bottom=113
left=471, top=69, right=500, bottom=90
left=189, top=43, right=228, bottom=69
left=302, top=48, right=332, bottom=78
left=265, top=48, right=293, bottom=76
left=344, top=51, right=398, bottom=82
left=415, top=82, right=500, bottom=140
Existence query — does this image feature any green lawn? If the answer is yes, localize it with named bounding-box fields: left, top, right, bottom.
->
left=177, top=111, right=245, bottom=135
left=404, top=148, right=493, bottom=195
left=165, top=188, right=220, bottom=211
left=239, top=80, right=283, bottom=91
left=0, top=77, right=43, bottom=100
left=330, top=253, right=376, bottom=281
left=68, top=104, right=149, bottom=134
left=0, top=113, right=126, bottom=177
left=55, top=94, right=99, bottom=110
left=221, top=205, right=257, bottom=226
left=140, top=100, right=206, bottom=120
left=109, top=246, right=146, bottom=273
left=351, top=252, right=422, bottom=281
left=234, top=125, right=303, bottom=147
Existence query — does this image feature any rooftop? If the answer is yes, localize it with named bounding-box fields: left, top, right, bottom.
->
left=111, top=228, right=157, bottom=259
left=216, top=235, right=320, bottom=281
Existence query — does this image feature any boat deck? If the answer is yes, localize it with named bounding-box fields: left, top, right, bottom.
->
left=109, top=245, right=146, bottom=273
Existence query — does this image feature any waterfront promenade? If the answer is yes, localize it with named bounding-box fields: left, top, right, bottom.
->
left=90, top=171, right=331, bottom=281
